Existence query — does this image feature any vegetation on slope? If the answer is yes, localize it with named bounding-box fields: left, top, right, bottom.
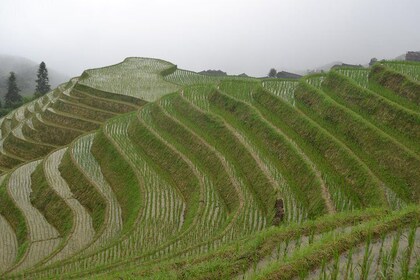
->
left=0, top=176, right=27, bottom=259
left=24, top=115, right=83, bottom=146
left=3, top=131, right=55, bottom=160
left=91, top=129, right=142, bottom=232
left=295, top=82, right=420, bottom=203
left=147, top=96, right=240, bottom=213
left=0, top=58, right=419, bottom=279
left=95, top=208, right=395, bottom=279
left=241, top=83, right=387, bottom=209
left=256, top=206, right=419, bottom=280
left=128, top=113, right=200, bottom=229
left=79, top=57, right=180, bottom=101
left=30, top=163, right=73, bottom=237
left=208, top=88, right=327, bottom=217
left=58, top=150, right=106, bottom=233
left=162, top=93, right=276, bottom=216
left=370, top=64, right=420, bottom=105
left=323, top=71, right=420, bottom=155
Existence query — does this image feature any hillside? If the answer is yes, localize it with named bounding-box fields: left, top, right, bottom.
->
left=0, top=57, right=419, bottom=279
left=0, top=55, right=69, bottom=98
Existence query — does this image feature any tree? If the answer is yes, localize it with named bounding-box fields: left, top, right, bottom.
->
left=35, top=61, right=51, bottom=96
left=5, top=72, right=22, bottom=108
left=369, top=58, right=378, bottom=67
left=268, top=68, right=277, bottom=78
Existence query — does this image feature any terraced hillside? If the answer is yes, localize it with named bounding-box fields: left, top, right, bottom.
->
left=0, top=58, right=419, bottom=279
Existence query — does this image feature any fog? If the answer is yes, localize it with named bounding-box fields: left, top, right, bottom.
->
left=1, top=0, right=419, bottom=77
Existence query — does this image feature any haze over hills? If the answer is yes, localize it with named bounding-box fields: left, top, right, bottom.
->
left=0, top=57, right=418, bottom=279
left=0, top=55, right=69, bottom=98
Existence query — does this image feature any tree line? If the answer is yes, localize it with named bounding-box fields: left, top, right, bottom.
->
left=1, top=62, right=51, bottom=117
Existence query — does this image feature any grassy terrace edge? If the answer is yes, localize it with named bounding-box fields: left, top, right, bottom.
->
left=0, top=58, right=418, bottom=279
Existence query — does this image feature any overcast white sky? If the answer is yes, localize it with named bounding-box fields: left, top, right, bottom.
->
left=0, top=0, right=419, bottom=77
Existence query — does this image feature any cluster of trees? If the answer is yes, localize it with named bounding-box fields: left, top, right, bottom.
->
left=1, top=62, right=51, bottom=116
left=268, top=68, right=277, bottom=78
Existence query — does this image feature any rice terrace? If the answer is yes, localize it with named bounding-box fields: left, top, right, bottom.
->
left=0, top=56, right=419, bottom=280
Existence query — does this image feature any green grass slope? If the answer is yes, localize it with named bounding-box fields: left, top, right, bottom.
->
left=0, top=58, right=418, bottom=279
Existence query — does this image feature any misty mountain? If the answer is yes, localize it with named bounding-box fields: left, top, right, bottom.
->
left=0, top=55, right=69, bottom=98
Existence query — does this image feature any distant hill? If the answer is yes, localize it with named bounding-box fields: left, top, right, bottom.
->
left=0, top=55, right=69, bottom=98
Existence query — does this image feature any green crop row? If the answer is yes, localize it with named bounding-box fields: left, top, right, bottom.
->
left=208, top=88, right=327, bottom=218
left=30, top=163, right=73, bottom=238
left=370, top=64, right=420, bottom=106
left=248, top=85, right=387, bottom=209
left=295, top=82, right=420, bottom=203
left=59, top=149, right=106, bottom=233
left=322, top=71, right=420, bottom=155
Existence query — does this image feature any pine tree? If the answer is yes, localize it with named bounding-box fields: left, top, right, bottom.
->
left=5, top=72, right=22, bottom=108
left=35, top=61, right=51, bottom=96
